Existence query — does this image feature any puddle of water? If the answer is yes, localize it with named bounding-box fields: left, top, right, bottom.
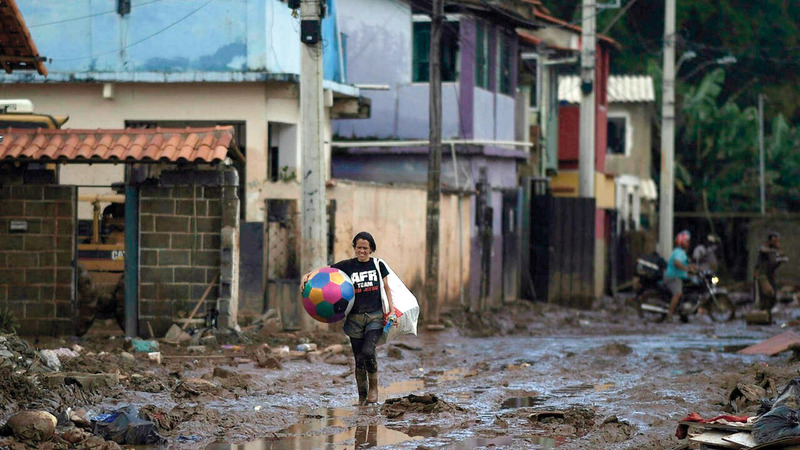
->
left=449, top=392, right=473, bottom=400
left=593, top=382, right=615, bottom=392
left=380, top=368, right=477, bottom=401
left=206, top=407, right=422, bottom=449
left=553, top=383, right=595, bottom=395
left=280, top=408, right=353, bottom=434
left=500, top=396, right=547, bottom=409
left=381, top=379, right=425, bottom=401
left=428, top=367, right=475, bottom=382
left=529, top=435, right=557, bottom=449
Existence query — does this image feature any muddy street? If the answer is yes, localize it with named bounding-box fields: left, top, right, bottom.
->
left=1, top=296, right=798, bottom=449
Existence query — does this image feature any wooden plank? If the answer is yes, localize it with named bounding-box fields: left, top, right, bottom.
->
left=689, top=430, right=740, bottom=448
left=722, top=432, right=756, bottom=448
left=680, top=421, right=753, bottom=433
left=738, top=330, right=800, bottom=356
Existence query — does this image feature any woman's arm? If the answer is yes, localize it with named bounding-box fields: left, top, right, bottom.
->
left=383, top=275, right=395, bottom=316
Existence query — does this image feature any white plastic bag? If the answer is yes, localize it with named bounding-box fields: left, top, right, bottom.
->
left=374, top=258, right=419, bottom=344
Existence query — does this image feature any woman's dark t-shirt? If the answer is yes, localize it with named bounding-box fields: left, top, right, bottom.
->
left=331, top=258, right=389, bottom=314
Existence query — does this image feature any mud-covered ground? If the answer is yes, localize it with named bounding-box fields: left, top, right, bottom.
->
left=2, top=294, right=800, bottom=449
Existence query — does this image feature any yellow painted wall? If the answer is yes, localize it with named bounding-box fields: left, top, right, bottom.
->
left=550, top=170, right=616, bottom=209
left=595, top=173, right=616, bottom=209
left=259, top=180, right=471, bottom=310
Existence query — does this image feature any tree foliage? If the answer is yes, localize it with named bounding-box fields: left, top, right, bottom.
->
left=676, top=68, right=800, bottom=212
left=539, top=0, right=800, bottom=122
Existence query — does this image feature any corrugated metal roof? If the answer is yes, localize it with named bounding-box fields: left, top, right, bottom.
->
left=558, top=75, right=655, bottom=104
left=0, top=126, right=240, bottom=163
left=0, top=0, right=47, bottom=75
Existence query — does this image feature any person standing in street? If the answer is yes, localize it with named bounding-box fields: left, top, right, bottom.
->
left=665, top=230, right=698, bottom=321
left=754, top=231, right=789, bottom=322
left=301, top=231, right=395, bottom=405
left=693, top=234, right=720, bottom=272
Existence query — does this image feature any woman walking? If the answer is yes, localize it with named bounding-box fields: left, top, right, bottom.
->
left=301, top=231, right=395, bottom=405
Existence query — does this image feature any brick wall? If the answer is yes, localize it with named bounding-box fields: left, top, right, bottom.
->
left=0, top=185, right=75, bottom=336
left=138, top=170, right=236, bottom=336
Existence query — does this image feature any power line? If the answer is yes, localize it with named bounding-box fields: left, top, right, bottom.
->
left=52, top=0, right=215, bottom=62
left=28, top=0, right=163, bottom=28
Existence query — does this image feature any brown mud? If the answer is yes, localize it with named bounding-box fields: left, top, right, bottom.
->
left=0, top=295, right=798, bottom=449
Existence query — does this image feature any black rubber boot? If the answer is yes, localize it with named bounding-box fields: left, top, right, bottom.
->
left=367, top=372, right=378, bottom=404
left=355, top=369, right=368, bottom=405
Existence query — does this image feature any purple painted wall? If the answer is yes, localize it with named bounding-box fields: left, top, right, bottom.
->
left=334, top=0, right=521, bottom=141
left=459, top=17, right=476, bottom=139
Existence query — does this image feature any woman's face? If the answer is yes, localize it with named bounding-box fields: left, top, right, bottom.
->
left=354, top=238, right=372, bottom=262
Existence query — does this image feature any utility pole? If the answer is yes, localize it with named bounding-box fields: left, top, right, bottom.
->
left=578, top=0, right=596, bottom=198
left=424, top=0, right=443, bottom=326
left=299, top=0, right=327, bottom=328
left=658, top=0, right=676, bottom=257
left=758, top=93, right=765, bottom=215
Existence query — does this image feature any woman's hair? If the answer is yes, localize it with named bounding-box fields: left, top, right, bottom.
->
left=352, top=231, right=376, bottom=251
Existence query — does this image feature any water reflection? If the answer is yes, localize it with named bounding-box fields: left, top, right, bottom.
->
left=205, top=407, right=422, bottom=449
left=500, top=396, right=547, bottom=409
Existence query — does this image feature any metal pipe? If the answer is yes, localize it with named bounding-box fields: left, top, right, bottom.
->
left=331, top=139, right=533, bottom=148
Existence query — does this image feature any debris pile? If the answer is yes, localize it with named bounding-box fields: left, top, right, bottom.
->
left=381, top=394, right=466, bottom=419
left=677, top=377, right=800, bottom=449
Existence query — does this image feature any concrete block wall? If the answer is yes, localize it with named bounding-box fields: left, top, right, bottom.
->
left=138, top=168, right=238, bottom=336
left=139, top=184, right=222, bottom=335
left=0, top=185, right=75, bottom=336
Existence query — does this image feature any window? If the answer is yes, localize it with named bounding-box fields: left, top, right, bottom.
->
left=475, top=21, right=489, bottom=89
left=520, top=53, right=540, bottom=110
left=412, top=19, right=460, bottom=82
left=497, top=33, right=512, bottom=95
left=607, top=117, right=627, bottom=155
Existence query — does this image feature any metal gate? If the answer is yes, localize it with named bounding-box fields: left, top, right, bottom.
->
left=528, top=180, right=595, bottom=307
left=264, top=199, right=336, bottom=331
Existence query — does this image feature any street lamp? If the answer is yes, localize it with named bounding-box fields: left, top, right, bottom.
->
left=682, top=55, right=737, bottom=81
left=676, top=50, right=697, bottom=73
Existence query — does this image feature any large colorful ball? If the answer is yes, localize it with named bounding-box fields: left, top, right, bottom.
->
left=301, top=267, right=355, bottom=323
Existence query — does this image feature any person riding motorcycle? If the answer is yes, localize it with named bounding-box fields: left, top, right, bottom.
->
left=665, top=230, right=699, bottom=321
left=754, top=231, right=788, bottom=322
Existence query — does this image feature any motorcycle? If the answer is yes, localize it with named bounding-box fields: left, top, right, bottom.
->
left=634, top=257, right=735, bottom=323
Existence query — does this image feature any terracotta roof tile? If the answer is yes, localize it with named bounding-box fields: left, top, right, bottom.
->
left=0, top=126, right=240, bottom=163
left=0, top=0, right=48, bottom=75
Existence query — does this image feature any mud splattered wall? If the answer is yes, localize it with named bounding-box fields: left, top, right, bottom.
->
left=0, top=185, right=75, bottom=336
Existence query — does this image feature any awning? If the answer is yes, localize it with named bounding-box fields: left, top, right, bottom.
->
left=0, top=0, right=47, bottom=75
left=0, top=126, right=243, bottom=163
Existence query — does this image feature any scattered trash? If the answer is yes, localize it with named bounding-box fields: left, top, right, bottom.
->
left=753, top=405, right=800, bottom=444
left=147, top=352, right=162, bottom=364
left=738, top=330, right=800, bottom=355
left=254, top=405, right=262, bottom=411
left=39, top=349, right=62, bottom=371
left=91, top=406, right=167, bottom=445
left=130, top=339, right=159, bottom=353
left=296, top=343, right=317, bottom=352
left=381, top=394, right=466, bottom=419
left=164, top=324, right=193, bottom=345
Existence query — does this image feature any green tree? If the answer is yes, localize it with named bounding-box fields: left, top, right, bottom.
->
left=676, top=68, right=800, bottom=212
